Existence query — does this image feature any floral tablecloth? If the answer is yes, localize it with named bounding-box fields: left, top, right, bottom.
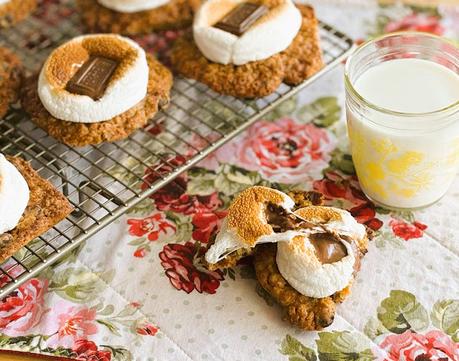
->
left=1, top=1, right=459, bottom=360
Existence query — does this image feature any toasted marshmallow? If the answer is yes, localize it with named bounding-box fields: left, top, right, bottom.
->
left=205, top=186, right=297, bottom=264
left=97, top=0, right=169, bottom=13
left=0, top=154, right=29, bottom=234
left=296, top=206, right=367, bottom=241
left=38, top=34, right=149, bottom=123
left=193, top=0, right=302, bottom=65
left=276, top=206, right=366, bottom=298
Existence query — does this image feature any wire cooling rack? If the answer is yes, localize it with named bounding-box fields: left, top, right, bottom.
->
left=0, top=0, right=354, bottom=296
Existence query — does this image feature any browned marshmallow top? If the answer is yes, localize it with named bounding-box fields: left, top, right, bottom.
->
left=226, top=186, right=287, bottom=246
left=44, top=35, right=138, bottom=90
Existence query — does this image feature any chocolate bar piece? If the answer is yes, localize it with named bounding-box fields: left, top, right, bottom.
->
left=214, top=3, right=268, bottom=36
left=66, top=56, right=119, bottom=100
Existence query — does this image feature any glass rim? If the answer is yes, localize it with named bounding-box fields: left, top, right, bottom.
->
left=344, top=31, right=459, bottom=118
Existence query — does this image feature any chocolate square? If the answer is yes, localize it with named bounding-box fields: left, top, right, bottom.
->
left=66, top=56, right=119, bottom=100
left=214, top=3, right=268, bottom=36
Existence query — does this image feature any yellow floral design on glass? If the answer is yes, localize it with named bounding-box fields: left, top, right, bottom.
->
left=447, top=138, right=459, bottom=166
left=349, top=128, right=434, bottom=201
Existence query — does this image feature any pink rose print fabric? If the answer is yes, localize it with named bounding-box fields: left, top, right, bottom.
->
left=380, top=330, right=459, bottom=361
left=191, top=210, right=227, bottom=244
left=135, top=320, right=159, bottom=337
left=236, top=118, right=336, bottom=184
left=41, top=303, right=98, bottom=348
left=389, top=219, right=428, bottom=241
left=56, top=307, right=97, bottom=344
left=384, top=13, right=444, bottom=35
left=0, top=278, right=49, bottom=337
left=127, top=213, right=176, bottom=241
left=72, top=339, right=112, bottom=361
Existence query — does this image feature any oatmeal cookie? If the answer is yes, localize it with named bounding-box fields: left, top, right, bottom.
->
left=77, top=0, right=201, bottom=35
left=0, top=156, right=73, bottom=263
left=21, top=55, right=172, bottom=147
left=170, top=4, right=323, bottom=98
left=254, top=240, right=365, bottom=330
left=0, top=46, right=22, bottom=118
left=0, top=0, right=36, bottom=28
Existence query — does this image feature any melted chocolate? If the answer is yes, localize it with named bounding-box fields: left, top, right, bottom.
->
left=309, top=233, right=347, bottom=264
left=265, top=203, right=350, bottom=264
left=265, top=203, right=314, bottom=233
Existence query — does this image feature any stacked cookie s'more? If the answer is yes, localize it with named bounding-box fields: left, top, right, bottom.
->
left=205, top=187, right=371, bottom=330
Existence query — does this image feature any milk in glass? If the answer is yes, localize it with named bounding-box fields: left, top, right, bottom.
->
left=345, top=33, right=459, bottom=209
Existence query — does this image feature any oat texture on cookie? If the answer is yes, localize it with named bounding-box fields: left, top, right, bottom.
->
left=76, top=0, right=201, bottom=35
left=171, top=2, right=323, bottom=98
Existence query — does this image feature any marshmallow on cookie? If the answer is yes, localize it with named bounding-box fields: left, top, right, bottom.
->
left=205, top=186, right=368, bottom=299
left=97, top=0, right=169, bottom=13
left=276, top=207, right=366, bottom=298
left=38, top=34, right=149, bottom=123
left=193, top=0, right=302, bottom=65
left=0, top=153, right=29, bottom=234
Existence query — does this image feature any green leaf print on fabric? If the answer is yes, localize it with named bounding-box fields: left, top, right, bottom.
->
left=377, top=290, right=429, bottom=333
left=431, top=299, right=459, bottom=342
left=49, top=267, right=115, bottom=303
left=215, top=164, right=263, bottom=196
left=374, top=231, right=405, bottom=250
left=330, top=150, right=355, bottom=175
left=127, top=198, right=155, bottom=216
left=363, top=317, right=388, bottom=340
left=222, top=267, right=236, bottom=281
left=165, top=211, right=193, bottom=243
left=279, top=332, right=375, bottom=361
left=296, top=97, right=341, bottom=128
left=96, top=319, right=121, bottom=336
left=316, top=331, right=375, bottom=361
left=279, top=334, right=317, bottom=361
left=187, top=168, right=217, bottom=196
left=196, top=99, right=245, bottom=132
left=187, top=165, right=264, bottom=198
left=108, top=156, right=146, bottom=188
left=264, top=97, right=298, bottom=121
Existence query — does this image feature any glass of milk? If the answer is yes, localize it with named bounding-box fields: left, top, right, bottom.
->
left=345, top=32, right=459, bottom=209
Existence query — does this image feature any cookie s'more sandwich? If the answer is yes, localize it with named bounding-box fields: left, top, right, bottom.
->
left=204, top=186, right=370, bottom=330
left=0, top=154, right=73, bottom=263
left=22, top=34, right=172, bottom=147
